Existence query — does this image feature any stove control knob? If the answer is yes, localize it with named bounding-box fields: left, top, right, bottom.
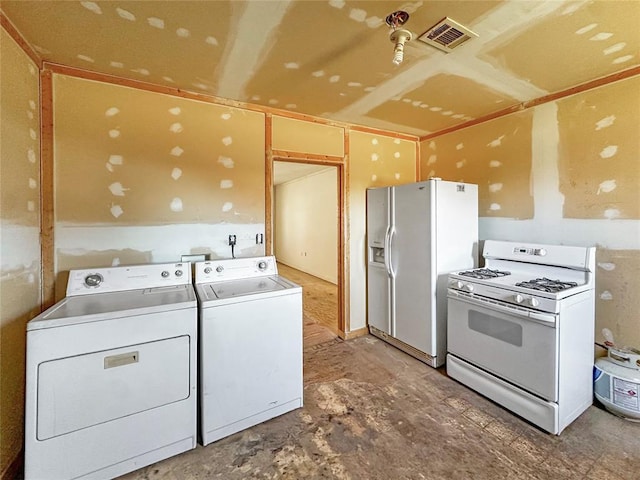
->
left=455, top=281, right=464, bottom=289
left=463, top=283, right=474, bottom=292
left=528, top=297, right=540, bottom=307
left=161, top=270, right=170, bottom=278
left=204, top=267, right=212, bottom=274
left=216, top=265, right=224, bottom=273
left=514, top=294, right=524, bottom=304
left=175, top=270, right=183, bottom=277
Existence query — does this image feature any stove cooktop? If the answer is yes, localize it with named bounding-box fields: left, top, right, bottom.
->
left=515, top=278, right=579, bottom=293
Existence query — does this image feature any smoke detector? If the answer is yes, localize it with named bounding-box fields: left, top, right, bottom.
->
left=417, top=17, right=478, bottom=53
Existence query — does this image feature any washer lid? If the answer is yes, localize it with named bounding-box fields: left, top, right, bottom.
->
left=208, top=276, right=288, bottom=299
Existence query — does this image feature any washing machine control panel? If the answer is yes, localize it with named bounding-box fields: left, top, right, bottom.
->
left=195, top=256, right=278, bottom=283
left=67, top=262, right=192, bottom=296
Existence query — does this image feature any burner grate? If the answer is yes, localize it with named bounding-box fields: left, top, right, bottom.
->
left=515, top=277, right=578, bottom=293
left=458, top=268, right=511, bottom=280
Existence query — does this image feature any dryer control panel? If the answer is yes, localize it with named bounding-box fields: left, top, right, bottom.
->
left=195, top=256, right=278, bottom=283
left=66, top=262, right=192, bottom=296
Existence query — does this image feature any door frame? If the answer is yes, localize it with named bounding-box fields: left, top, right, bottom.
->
left=265, top=154, right=346, bottom=338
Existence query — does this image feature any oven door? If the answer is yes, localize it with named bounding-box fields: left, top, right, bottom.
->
left=447, top=290, right=559, bottom=402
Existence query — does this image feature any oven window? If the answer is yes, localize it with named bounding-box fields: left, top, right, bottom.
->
left=468, top=310, right=523, bottom=347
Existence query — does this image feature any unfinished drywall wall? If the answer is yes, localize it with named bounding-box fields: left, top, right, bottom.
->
left=0, top=27, right=41, bottom=476
left=274, top=168, right=338, bottom=284
left=349, top=131, right=417, bottom=331
left=53, top=74, right=265, bottom=299
left=420, top=75, right=640, bottom=348
left=272, top=116, right=344, bottom=156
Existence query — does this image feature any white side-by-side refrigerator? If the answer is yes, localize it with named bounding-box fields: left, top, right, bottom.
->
left=366, top=179, right=478, bottom=367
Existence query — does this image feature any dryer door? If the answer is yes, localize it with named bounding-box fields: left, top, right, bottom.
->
left=37, top=335, right=191, bottom=440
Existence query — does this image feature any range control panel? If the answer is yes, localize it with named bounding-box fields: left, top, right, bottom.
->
left=195, top=256, right=278, bottom=283
left=66, top=262, right=192, bottom=296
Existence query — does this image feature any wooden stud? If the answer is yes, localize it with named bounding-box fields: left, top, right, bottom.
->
left=40, top=69, right=55, bottom=309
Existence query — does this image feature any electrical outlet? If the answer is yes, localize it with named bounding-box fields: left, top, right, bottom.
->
left=228, top=235, right=236, bottom=246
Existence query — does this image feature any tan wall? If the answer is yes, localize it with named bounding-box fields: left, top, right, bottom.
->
left=272, top=116, right=344, bottom=156
left=52, top=75, right=266, bottom=299
left=274, top=168, right=338, bottom=284
left=420, top=75, right=640, bottom=348
left=0, top=28, right=41, bottom=475
left=348, top=131, right=417, bottom=331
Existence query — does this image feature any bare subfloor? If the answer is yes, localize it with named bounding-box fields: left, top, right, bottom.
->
left=121, top=336, right=639, bottom=480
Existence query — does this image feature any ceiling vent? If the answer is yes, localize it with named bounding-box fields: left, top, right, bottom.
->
left=417, top=17, right=478, bottom=53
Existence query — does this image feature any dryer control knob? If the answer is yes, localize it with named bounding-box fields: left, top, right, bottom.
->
left=161, top=270, right=170, bottom=278
left=258, top=261, right=267, bottom=270
left=204, top=267, right=212, bottom=274
left=84, top=273, right=103, bottom=288
left=175, top=270, right=183, bottom=277
left=216, top=266, right=224, bottom=273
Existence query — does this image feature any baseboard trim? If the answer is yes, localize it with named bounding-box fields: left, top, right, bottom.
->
left=342, top=327, right=368, bottom=340
left=1, top=448, right=23, bottom=480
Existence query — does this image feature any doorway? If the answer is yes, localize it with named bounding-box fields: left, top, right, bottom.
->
left=271, top=160, right=342, bottom=345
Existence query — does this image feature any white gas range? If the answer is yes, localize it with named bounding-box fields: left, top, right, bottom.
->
left=446, top=240, right=596, bottom=434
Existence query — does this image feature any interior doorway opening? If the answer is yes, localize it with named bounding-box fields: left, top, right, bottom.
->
left=271, top=160, right=343, bottom=345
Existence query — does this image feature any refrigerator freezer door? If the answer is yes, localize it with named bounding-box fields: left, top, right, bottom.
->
left=391, top=182, right=433, bottom=354
left=367, top=186, right=393, bottom=335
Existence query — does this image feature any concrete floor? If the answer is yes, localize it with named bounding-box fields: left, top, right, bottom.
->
left=121, top=335, right=639, bottom=480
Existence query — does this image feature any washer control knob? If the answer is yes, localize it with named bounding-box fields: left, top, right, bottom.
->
left=216, top=266, right=224, bottom=273
left=175, top=270, right=183, bottom=277
left=514, top=294, right=524, bottom=303
left=161, top=270, right=170, bottom=278
left=463, top=283, right=474, bottom=292
left=528, top=297, right=540, bottom=307
left=204, top=267, right=212, bottom=274
left=84, top=273, right=103, bottom=288
left=258, top=261, right=267, bottom=271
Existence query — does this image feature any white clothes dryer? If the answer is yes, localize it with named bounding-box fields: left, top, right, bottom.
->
left=25, top=262, right=197, bottom=480
left=195, top=256, right=303, bottom=446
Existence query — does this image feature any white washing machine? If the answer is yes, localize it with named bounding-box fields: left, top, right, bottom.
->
left=24, top=262, right=197, bottom=480
left=195, top=256, right=303, bottom=446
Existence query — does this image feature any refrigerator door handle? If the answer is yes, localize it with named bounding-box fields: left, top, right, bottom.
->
left=388, top=226, right=397, bottom=278
left=383, top=225, right=391, bottom=276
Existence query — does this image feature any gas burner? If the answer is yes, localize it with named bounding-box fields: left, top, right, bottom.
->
left=515, top=277, right=578, bottom=293
left=458, top=268, right=511, bottom=279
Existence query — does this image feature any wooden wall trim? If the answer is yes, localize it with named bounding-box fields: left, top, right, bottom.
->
left=265, top=114, right=273, bottom=256
left=40, top=69, right=55, bottom=309
left=271, top=150, right=343, bottom=164
left=342, top=129, right=350, bottom=335
left=42, top=62, right=415, bottom=142
left=420, top=66, right=640, bottom=141
left=415, top=141, right=421, bottom=181
left=343, top=326, right=368, bottom=340
left=0, top=11, right=41, bottom=67
left=1, top=448, right=23, bottom=480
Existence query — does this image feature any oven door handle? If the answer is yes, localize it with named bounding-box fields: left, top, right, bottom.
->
left=448, top=290, right=557, bottom=327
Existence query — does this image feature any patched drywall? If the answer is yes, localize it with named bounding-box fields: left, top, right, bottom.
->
left=348, top=131, right=417, bottom=331
left=483, top=1, right=640, bottom=93
left=420, top=76, right=640, bottom=348
left=272, top=116, right=344, bottom=156
left=53, top=75, right=266, bottom=299
left=0, top=27, right=41, bottom=475
left=274, top=168, right=338, bottom=284
left=420, top=111, right=534, bottom=219
left=557, top=76, right=640, bottom=220
left=369, top=74, right=518, bottom=134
